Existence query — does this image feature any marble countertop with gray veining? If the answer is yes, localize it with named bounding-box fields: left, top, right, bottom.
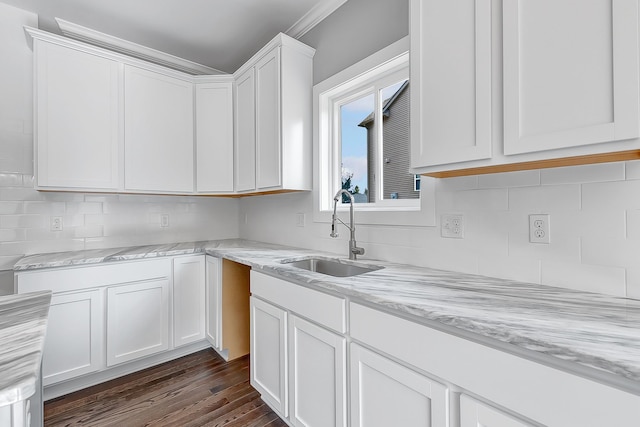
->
left=0, top=291, right=51, bottom=407
left=13, top=239, right=640, bottom=392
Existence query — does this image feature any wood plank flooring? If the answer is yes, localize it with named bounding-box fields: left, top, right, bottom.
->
left=44, top=349, right=287, bottom=427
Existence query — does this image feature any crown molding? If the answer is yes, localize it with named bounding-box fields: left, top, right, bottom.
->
left=286, top=0, right=348, bottom=39
left=55, top=18, right=224, bottom=76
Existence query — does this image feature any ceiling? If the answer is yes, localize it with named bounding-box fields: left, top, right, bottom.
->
left=1, top=0, right=346, bottom=73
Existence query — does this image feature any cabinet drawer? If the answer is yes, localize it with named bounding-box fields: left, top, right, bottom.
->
left=15, top=258, right=171, bottom=294
left=350, top=302, right=640, bottom=427
left=250, top=271, right=346, bottom=333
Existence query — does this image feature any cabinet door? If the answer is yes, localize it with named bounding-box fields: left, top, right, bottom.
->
left=124, top=65, right=194, bottom=192
left=35, top=40, right=120, bottom=189
left=173, top=255, right=206, bottom=347
left=235, top=68, right=256, bottom=192
left=106, top=278, right=170, bottom=366
left=42, top=289, right=105, bottom=386
left=196, top=81, right=234, bottom=193
left=460, top=395, right=533, bottom=427
left=289, top=315, right=346, bottom=427
left=255, top=48, right=282, bottom=190
left=350, top=344, right=448, bottom=427
left=410, top=0, right=492, bottom=168
left=205, top=256, right=222, bottom=349
left=250, top=296, right=288, bottom=416
left=503, top=0, right=640, bottom=155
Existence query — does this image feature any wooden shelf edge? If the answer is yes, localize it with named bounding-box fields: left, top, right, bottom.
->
left=422, top=150, right=640, bottom=178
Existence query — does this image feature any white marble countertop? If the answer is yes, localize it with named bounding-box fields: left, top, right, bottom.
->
left=13, top=239, right=640, bottom=393
left=0, top=291, right=51, bottom=407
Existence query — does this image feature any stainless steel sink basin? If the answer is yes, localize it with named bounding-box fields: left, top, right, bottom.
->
left=283, top=257, right=383, bottom=277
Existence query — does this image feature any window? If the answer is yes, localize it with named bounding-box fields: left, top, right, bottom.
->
left=313, top=37, right=436, bottom=227
left=318, top=51, right=418, bottom=211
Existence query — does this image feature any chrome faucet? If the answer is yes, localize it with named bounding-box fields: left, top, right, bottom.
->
left=331, top=189, right=365, bottom=260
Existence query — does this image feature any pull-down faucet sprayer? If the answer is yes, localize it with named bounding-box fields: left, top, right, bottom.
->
left=331, top=189, right=365, bottom=260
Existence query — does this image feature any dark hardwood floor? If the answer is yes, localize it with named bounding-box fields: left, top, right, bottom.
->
left=44, top=349, right=287, bottom=427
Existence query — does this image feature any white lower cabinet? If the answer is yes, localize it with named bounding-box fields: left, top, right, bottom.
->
left=250, top=296, right=288, bottom=417
left=289, top=315, right=346, bottom=427
left=250, top=271, right=347, bottom=426
left=173, top=255, right=206, bottom=347
left=460, top=395, right=532, bottom=427
left=106, top=278, right=170, bottom=366
left=205, top=256, right=222, bottom=350
left=350, top=343, right=448, bottom=427
left=42, top=289, right=105, bottom=386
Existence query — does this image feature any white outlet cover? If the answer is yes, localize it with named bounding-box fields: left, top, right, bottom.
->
left=441, top=214, right=464, bottom=238
left=529, top=214, right=550, bottom=244
left=160, top=214, right=169, bottom=228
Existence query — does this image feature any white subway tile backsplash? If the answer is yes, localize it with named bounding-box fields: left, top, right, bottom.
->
left=23, top=201, right=65, bottom=214
left=626, top=160, right=640, bottom=180
left=0, top=214, right=44, bottom=229
left=627, top=209, right=640, bottom=239
left=508, top=232, right=581, bottom=264
left=627, top=267, right=640, bottom=299
left=0, top=173, right=22, bottom=186
left=541, top=162, right=625, bottom=185
left=450, top=188, right=509, bottom=212
left=0, top=201, right=22, bottom=214
left=582, top=180, right=640, bottom=211
left=0, top=228, right=25, bottom=242
left=541, top=260, right=626, bottom=297
left=436, top=175, right=478, bottom=192
left=477, top=255, right=541, bottom=284
left=580, top=237, right=640, bottom=268
left=65, top=201, right=103, bottom=215
left=478, top=170, right=540, bottom=189
left=509, top=185, right=581, bottom=212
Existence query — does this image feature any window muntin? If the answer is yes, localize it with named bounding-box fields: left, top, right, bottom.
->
left=325, top=57, right=416, bottom=211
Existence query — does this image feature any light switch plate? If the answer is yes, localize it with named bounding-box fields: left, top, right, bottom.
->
left=441, top=214, right=464, bottom=238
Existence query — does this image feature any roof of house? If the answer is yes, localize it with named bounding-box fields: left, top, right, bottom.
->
left=357, top=80, right=409, bottom=128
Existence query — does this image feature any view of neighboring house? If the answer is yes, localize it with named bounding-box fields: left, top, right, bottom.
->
left=358, top=80, right=419, bottom=201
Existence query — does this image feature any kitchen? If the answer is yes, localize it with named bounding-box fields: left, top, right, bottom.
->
left=1, top=0, right=640, bottom=426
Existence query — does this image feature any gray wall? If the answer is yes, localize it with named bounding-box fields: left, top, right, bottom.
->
left=300, top=0, right=409, bottom=84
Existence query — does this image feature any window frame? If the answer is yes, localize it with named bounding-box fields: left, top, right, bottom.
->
left=312, top=36, right=436, bottom=227
left=334, top=67, right=414, bottom=208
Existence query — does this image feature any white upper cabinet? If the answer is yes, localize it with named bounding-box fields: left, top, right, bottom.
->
left=235, top=68, right=257, bottom=192
left=410, top=0, right=492, bottom=168
left=255, top=48, right=282, bottom=190
left=503, top=0, right=640, bottom=155
left=234, top=33, right=315, bottom=194
left=195, top=78, right=234, bottom=193
left=411, top=0, right=640, bottom=176
left=124, top=65, right=194, bottom=193
left=34, top=39, right=120, bottom=190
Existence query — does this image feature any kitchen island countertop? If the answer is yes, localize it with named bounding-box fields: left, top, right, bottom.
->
left=13, top=239, right=640, bottom=394
left=0, top=291, right=51, bottom=407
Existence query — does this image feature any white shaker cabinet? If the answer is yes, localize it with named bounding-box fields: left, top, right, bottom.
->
left=106, top=278, right=170, bottom=366
left=234, top=68, right=257, bottom=192
left=250, top=271, right=347, bottom=425
left=250, top=296, right=289, bottom=417
left=503, top=0, right=640, bottom=155
left=195, top=78, right=234, bottom=193
left=42, top=289, right=105, bottom=386
left=289, top=315, right=346, bottom=427
left=460, top=395, right=533, bottom=427
left=173, top=255, right=206, bottom=348
left=411, top=0, right=640, bottom=176
left=124, top=65, right=194, bottom=193
left=350, top=343, right=448, bottom=427
left=410, top=0, right=492, bottom=168
left=34, top=38, right=120, bottom=190
left=234, top=33, right=314, bottom=194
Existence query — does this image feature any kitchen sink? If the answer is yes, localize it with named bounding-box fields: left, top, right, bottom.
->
left=283, top=257, right=383, bottom=277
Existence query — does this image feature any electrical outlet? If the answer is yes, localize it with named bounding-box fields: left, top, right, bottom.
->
left=50, top=216, right=63, bottom=231
left=296, top=213, right=305, bottom=227
left=160, top=214, right=170, bottom=228
left=529, top=214, right=550, bottom=244
left=441, top=214, right=464, bottom=238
